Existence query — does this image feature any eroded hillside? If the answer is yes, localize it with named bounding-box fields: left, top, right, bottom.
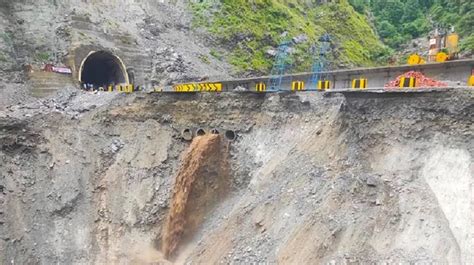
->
left=0, top=1, right=473, bottom=264
left=0, top=89, right=472, bottom=264
left=0, top=0, right=234, bottom=106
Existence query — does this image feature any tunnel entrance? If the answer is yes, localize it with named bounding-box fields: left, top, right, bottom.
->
left=79, top=51, right=129, bottom=87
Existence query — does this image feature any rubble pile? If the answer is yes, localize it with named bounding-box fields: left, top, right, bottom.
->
left=385, top=71, right=448, bottom=88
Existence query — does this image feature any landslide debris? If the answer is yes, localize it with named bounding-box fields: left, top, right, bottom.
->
left=162, top=134, right=230, bottom=259
left=0, top=89, right=472, bottom=264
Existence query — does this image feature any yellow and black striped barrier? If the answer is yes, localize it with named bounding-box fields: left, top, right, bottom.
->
left=256, top=82, right=266, bottom=92
left=291, top=81, right=305, bottom=91
left=197, top=83, right=222, bottom=92
left=468, top=75, right=474, bottom=86
left=125, top=84, right=134, bottom=93
left=174, top=83, right=197, bottom=92
left=113, top=84, right=134, bottom=93
left=352, top=78, right=367, bottom=89
left=318, top=80, right=331, bottom=90
left=399, top=77, right=417, bottom=88
left=174, top=83, right=222, bottom=92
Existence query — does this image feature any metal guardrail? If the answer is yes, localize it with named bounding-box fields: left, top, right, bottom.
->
left=198, top=59, right=474, bottom=85
left=106, top=59, right=474, bottom=94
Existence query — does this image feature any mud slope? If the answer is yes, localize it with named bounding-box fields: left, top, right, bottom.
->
left=162, top=133, right=230, bottom=259
left=0, top=89, right=472, bottom=264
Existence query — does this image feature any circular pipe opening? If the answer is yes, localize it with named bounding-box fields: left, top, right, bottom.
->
left=210, top=128, right=220, bottom=135
left=196, top=128, right=206, bottom=136
left=181, top=129, right=193, bottom=141
left=224, top=130, right=236, bottom=141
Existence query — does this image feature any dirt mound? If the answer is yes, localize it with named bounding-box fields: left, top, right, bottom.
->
left=385, top=71, right=447, bottom=88
left=161, top=134, right=229, bottom=259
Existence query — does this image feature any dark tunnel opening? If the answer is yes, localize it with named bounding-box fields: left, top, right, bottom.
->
left=80, top=51, right=128, bottom=88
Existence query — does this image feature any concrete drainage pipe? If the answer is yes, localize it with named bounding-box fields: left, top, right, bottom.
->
left=224, top=130, right=236, bottom=141
left=181, top=128, right=193, bottom=141
left=196, top=128, right=207, bottom=136
left=210, top=128, right=220, bottom=135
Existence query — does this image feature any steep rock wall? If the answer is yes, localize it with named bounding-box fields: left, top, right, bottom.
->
left=0, top=90, right=472, bottom=264
left=0, top=0, right=232, bottom=92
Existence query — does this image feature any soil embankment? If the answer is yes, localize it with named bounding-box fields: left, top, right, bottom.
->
left=0, top=90, right=472, bottom=264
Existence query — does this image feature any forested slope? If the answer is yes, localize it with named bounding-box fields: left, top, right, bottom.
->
left=190, top=0, right=389, bottom=74
left=349, top=0, right=473, bottom=51
left=190, top=0, right=472, bottom=74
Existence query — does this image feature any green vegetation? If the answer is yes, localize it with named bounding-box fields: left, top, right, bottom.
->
left=209, top=49, right=223, bottom=60
left=190, top=0, right=471, bottom=73
left=431, top=0, right=474, bottom=52
left=348, top=0, right=473, bottom=51
left=35, top=52, right=51, bottom=62
left=199, top=54, right=211, bottom=64
left=460, top=35, right=474, bottom=52
left=190, top=0, right=388, bottom=74
left=0, top=52, right=7, bottom=62
left=0, top=32, right=12, bottom=45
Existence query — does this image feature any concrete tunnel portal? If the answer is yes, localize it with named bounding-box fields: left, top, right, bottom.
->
left=79, top=51, right=129, bottom=88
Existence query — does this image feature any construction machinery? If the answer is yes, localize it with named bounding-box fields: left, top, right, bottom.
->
left=407, top=54, right=426, bottom=65
left=428, top=27, right=459, bottom=62
left=469, top=69, right=474, bottom=86
left=408, top=26, right=459, bottom=65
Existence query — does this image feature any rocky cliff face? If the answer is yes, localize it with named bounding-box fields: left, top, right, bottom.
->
left=0, top=89, right=472, bottom=264
left=0, top=0, right=232, bottom=94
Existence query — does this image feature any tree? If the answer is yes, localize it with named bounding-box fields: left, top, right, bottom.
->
left=378, top=20, right=397, bottom=39
left=348, top=0, right=472, bottom=51
left=401, top=0, right=422, bottom=23
left=348, top=0, right=366, bottom=13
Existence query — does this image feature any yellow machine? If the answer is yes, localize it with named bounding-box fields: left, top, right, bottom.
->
left=435, top=51, right=449, bottom=62
left=429, top=28, right=459, bottom=62
left=407, top=27, right=459, bottom=65
left=407, top=54, right=426, bottom=65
